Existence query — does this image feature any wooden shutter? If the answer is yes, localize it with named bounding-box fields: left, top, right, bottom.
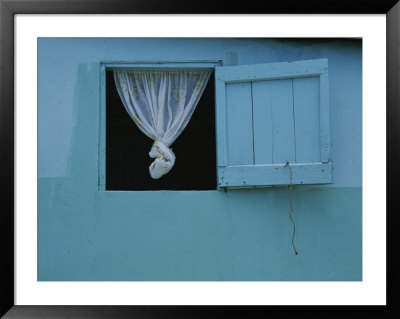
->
left=215, top=59, right=331, bottom=189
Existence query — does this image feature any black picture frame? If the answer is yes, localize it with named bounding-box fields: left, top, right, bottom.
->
left=1, top=0, right=399, bottom=318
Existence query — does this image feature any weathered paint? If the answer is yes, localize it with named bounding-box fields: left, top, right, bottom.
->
left=38, top=185, right=361, bottom=281
left=38, top=38, right=362, bottom=281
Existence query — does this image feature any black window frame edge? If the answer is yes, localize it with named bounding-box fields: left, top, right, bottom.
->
left=1, top=0, right=398, bottom=318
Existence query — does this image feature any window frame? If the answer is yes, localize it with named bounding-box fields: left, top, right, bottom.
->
left=98, top=60, right=222, bottom=191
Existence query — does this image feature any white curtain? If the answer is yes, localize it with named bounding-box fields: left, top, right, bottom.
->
left=113, top=69, right=211, bottom=179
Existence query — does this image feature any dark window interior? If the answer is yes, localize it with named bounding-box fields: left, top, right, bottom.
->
left=106, top=70, right=216, bottom=190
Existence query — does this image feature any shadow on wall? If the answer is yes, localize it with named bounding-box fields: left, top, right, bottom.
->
left=38, top=63, right=100, bottom=280
left=68, top=62, right=100, bottom=189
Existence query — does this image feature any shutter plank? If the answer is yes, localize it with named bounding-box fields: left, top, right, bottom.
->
left=220, top=162, right=332, bottom=187
left=264, top=79, right=295, bottom=164
left=252, top=80, right=273, bottom=164
left=225, top=82, right=254, bottom=165
left=254, top=79, right=295, bottom=165
left=319, top=72, right=330, bottom=162
left=293, top=76, right=321, bottom=163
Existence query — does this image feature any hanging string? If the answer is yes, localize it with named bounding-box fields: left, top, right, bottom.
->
left=284, top=161, right=298, bottom=256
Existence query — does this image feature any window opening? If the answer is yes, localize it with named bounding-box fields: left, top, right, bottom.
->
left=105, top=70, right=216, bottom=191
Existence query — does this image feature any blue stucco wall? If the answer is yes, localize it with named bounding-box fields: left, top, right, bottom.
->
left=38, top=38, right=362, bottom=281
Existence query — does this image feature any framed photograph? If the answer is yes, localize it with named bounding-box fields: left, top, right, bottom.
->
left=1, top=0, right=398, bottom=318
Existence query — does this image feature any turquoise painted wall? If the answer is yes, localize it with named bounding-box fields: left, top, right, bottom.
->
left=38, top=38, right=362, bottom=281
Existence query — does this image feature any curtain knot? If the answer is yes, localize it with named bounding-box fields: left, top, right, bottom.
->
left=148, top=140, right=176, bottom=179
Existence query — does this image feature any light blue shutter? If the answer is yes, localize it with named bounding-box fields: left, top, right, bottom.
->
left=215, top=59, right=332, bottom=189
